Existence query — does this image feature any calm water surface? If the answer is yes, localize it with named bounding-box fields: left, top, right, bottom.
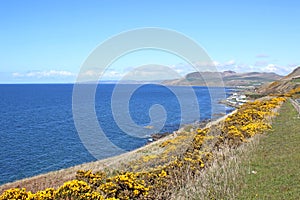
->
left=0, top=84, right=233, bottom=185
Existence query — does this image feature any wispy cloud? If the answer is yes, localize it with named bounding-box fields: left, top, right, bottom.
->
left=78, top=65, right=183, bottom=82
left=256, top=54, right=269, bottom=58
left=78, top=68, right=125, bottom=80
left=214, top=60, right=239, bottom=71
left=255, top=63, right=296, bottom=75
left=254, top=60, right=269, bottom=66
left=123, top=65, right=182, bottom=81
left=12, top=70, right=76, bottom=78
left=169, top=63, right=194, bottom=75
left=266, top=64, right=299, bottom=75
left=224, top=60, right=236, bottom=66
left=214, top=59, right=296, bottom=75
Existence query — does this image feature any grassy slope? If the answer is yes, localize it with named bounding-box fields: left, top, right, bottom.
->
left=0, top=130, right=177, bottom=193
left=237, top=100, right=300, bottom=199
left=1, top=99, right=299, bottom=199
left=174, top=100, right=300, bottom=200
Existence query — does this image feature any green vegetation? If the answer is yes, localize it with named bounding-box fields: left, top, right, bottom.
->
left=246, top=93, right=265, bottom=99
left=291, top=77, right=300, bottom=83
left=175, top=100, right=300, bottom=200
left=2, top=97, right=299, bottom=199
left=237, top=100, right=300, bottom=199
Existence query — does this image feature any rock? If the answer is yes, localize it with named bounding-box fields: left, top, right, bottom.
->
left=150, top=132, right=171, bottom=141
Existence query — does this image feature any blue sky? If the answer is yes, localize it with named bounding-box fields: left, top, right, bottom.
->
left=0, top=0, right=299, bottom=83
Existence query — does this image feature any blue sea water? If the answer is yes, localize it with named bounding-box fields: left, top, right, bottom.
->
left=0, top=84, right=233, bottom=185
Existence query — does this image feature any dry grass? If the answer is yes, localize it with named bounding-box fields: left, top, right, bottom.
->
left=170, top=136, right=261, bottom=200
left=0, top=126, right=189, bottom=194
left=169, top=100, right=299, bottom=200
left=1, top=98, right=287, bottom=199
left=0, top=109, right=257, bottom=197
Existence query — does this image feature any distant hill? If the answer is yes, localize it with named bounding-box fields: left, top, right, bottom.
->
left=162, top=71, right=282, bottom=87
left=258, top=66, right=300, bottom=95
left=282, top=67, right=300, bottom=80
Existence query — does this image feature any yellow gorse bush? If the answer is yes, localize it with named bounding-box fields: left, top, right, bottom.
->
left=76, top=170, right=106, bottom=189
left=99, top=172, right=149, bottom=199
left=28, top=188, right=56, bottom=200
left=221, top=97, right=285, bottom=144
left=0, top=97, right=286, bottom=200
left=0, top=188, right=30, bottom=200
left=285, top=86, right=300, bottom=97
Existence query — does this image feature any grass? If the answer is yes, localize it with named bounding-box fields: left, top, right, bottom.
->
left=170, top=130, right=259, bottom=200
left=237, top=100, right=300, bottom=199
left=0, top=128, right=181, bottom=194
left=1, top=98, right=298, bottom=199
left=291, top=77, right=300, bottom=83
left=173, top=100, right=300, bottom=200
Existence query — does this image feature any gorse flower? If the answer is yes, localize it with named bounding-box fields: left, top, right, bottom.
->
left=0, top=97, right=286, bottom=200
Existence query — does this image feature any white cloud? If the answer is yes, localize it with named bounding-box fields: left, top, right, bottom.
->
left=251, top=63, right=297, bottom=75
left=213, top=60, right=294, bottom=76
left=169, top=63, right=194, bottom=75
left=214, top=60, right=238, bottom=72
left=192, top=59, right=297, bottom=76
left=193, top=61, right=216, bottom=69
left=77, top=65, right=183, bottom=82
left=12, top=72, right=24, bottom=77
left=168, top=60, right=238, bottom=74
left=12, top=70, right=76, bottom=78
left=103, top=70, right=125, bottom=79
left=262, top=64, right=298, bottom=75
left=254, top=60, right=268, bottom=66
left=79, top=69, right=125, bottom=80
left=213, top=61, right=220, bottom=67
left=224, top=60, right=236, bottom=66
left=263, top=64, right=277, bottom=72
left=81, top=70, right=99, bottom=77
left=123, top=65, right=182, bottom=81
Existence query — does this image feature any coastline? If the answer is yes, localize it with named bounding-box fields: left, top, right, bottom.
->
left=0, top=84, right=230, bottom=189
left=0, top=96, right=288, bottom=199
left=0, top=111, right=234, bottom=193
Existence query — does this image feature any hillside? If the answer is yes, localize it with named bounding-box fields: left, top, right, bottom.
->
left=162, top=71, right=282, bottom=87
left=0, top=97, right=287, bottom=199
left=258, top=66, right=300, bottom=95
left=236, top=100, right=300, bottom=199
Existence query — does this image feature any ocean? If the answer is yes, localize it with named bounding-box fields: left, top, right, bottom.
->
left=0, top=84, right=233, bottom=185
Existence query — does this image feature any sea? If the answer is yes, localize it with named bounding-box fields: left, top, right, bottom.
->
left=0, top=84, right=234, bottom=185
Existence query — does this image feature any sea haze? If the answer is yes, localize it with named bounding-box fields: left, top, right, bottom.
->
left=0, top=84, right=233, bottom=185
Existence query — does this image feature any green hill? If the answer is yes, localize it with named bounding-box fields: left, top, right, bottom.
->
left=163, top=71, right=282, bottom=87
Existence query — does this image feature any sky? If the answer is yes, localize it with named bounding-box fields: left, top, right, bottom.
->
left=0, top=0, right=299, bottom=83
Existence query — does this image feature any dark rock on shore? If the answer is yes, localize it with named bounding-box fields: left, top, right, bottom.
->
left=149, top=132, right=171, bottom=142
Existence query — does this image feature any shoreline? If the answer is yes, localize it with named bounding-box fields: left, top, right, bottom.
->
left=0, top=83, right=235, bottom=190
left=0, top=111, right=235, bottom=193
